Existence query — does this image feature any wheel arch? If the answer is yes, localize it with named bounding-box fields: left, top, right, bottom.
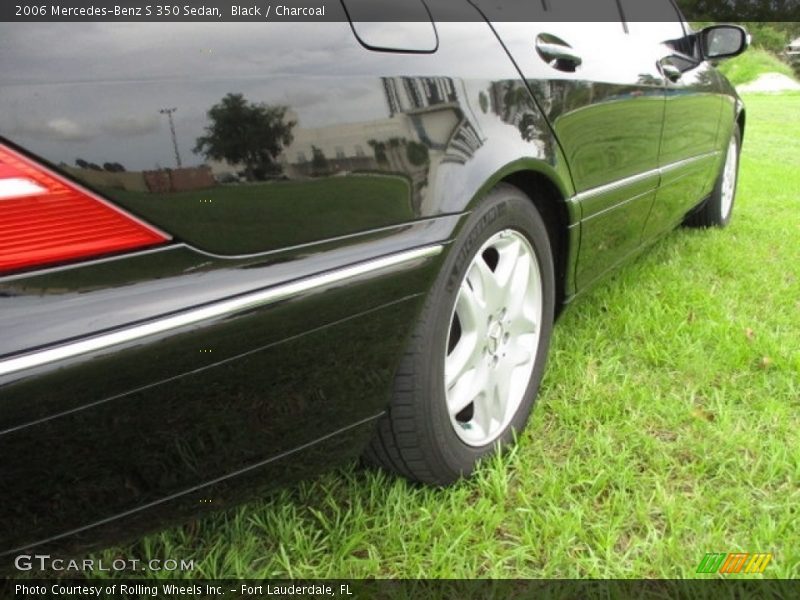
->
left=458, top=160, right=576, bottom=313
left=445, top=151, right=577, bottom=313
left=499, top=169, right=574, bottom=314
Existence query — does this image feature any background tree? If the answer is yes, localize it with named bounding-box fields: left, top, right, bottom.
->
left=677, top=0, right=800, bottom=22
left=193, top=93, right=296, bottom=181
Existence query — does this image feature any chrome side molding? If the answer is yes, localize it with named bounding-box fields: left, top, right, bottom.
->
left=0, top=244, right=443, bottom=377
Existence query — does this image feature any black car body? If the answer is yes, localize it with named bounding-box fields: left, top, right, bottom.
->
left=0, top=0, right=747, bottom=559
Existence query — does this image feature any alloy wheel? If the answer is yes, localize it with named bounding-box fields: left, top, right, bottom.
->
left=444, top=229, right=543, bottom=447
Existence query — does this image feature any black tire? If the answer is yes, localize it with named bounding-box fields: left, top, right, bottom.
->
left=684, top=124, right=742, bottom=228
left=363, top=184, right=556, bottom=485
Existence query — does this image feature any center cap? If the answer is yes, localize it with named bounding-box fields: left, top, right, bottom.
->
left=487, top=320, right=503, bottom=355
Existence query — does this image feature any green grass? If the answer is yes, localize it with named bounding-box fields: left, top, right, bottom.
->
left=718, top=47, right=797, bottom=86
left=90, top=94, right=800, bottom=579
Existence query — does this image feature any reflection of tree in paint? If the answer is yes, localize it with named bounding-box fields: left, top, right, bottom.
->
left=193, top=93, right=296, bottom=181
left=75, top=157, right=102, bottom=171
left=489, top=81, right=554, bottom=153
left=102, top=162, right=126, bottom=173
left=311, top=145, right=329, bottom=176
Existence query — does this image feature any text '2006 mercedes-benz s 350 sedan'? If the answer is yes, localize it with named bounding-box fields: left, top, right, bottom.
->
left=0, top=0, right=748, bottom=559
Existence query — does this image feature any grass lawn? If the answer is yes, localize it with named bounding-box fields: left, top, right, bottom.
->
left=91, top=93, right=799, bottom=579
left=718, top=47, right=797, bottom=86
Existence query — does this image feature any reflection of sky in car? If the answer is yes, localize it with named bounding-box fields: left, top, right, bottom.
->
left=0, top=22, right=516, bottom=170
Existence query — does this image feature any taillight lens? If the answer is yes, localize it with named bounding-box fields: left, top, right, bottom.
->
left=0, top=144, right=170, bottom=274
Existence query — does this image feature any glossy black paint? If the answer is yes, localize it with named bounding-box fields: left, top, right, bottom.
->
left=0, top=2, right=744, bottom=560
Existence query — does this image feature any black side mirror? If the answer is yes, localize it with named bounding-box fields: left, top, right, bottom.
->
left=701, top=25, right=750, bottom=60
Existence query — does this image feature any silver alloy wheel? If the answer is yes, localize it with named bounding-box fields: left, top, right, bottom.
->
left=720, top=135, right=738, bottom=220
left=444, top=229, right=543, bottom=447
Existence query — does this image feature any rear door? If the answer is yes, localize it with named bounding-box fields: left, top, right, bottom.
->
left=480, top=0, right=667, bottom=289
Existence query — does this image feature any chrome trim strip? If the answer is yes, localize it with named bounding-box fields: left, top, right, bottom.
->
left=0, top=244, right=181, bottom=283
left=573, top=151, right=721, bottom=203
left=659, top=151, right=720, bottom=176
left=573, top=169, right=658, bottom=203
left=0, top=244, right=443, bottom=377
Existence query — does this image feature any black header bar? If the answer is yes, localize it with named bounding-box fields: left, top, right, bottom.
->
left=1, top=0, right=799, bottom=22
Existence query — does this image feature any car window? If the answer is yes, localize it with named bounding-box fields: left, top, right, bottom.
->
left=619, top=0, right=685, bottom=41
left=470, top=0, right=624, bottom=27
left=545, top=0, right=623, bottom=22
left=619, top=0, right=695, bottom=58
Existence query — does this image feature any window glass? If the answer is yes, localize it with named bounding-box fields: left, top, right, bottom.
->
left=620, top=0, right=685, bottom=42
left=545, top=0, right=623, bottom=22
left=470, top=0, right=623, bottom=24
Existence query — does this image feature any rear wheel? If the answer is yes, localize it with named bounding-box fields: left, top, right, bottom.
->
left=685, top=124, right=741, bottom=228
left=364, top=184, right=556, bottom=485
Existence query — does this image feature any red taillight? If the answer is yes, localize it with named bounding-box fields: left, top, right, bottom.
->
left=0, top=144, right=170, bottom=274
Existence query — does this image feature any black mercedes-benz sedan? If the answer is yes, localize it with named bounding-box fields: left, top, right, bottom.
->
left=0, top=0, right=748, bottom=559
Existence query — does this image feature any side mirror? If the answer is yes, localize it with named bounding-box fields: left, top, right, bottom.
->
left=701, top=25, right=750, bottom=60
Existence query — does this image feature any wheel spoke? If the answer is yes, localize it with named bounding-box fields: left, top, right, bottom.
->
left=447, top=364, right=487, bottom=416
left=468, top=257, right=503, bottom=310
left=505, top=253, right=532, bottom=323
left=471, top=392, right=495, bottom=440
left=508, top=339, right=534, bottom=368
left=509, top=309, right=539, bottom=338
left=445, top=333, right=478, bottom=389
left=446, top=278, right=490, bottom=389
left=495, top=236, right=523, bottom=292
left=455, top=279, right=484, bottom=332
left=492, top=364, right=511, bottom=422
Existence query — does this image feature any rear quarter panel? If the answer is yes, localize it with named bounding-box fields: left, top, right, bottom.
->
left=0, top=17, right=571, bottom=557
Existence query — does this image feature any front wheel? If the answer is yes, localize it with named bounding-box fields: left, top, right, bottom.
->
left=364, top=184, right=556, bottom=485
left=685, top=124, right=741, bottom=228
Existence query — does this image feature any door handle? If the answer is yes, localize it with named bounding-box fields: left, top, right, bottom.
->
left=535, top=35, right=582, bottom=72
left=659, top=61, right=682, bottom=83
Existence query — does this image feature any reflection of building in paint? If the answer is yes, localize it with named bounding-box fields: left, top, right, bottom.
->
left=280, top=77, right=486, bottom=185
left=383, top=77, right=458, bottom=116
left=142, top=166, right=215, bottom=193
left=489, top=81, right=542, bottom=127
left=487, top=80, right=557, bottom=146
left=281, top=111, right=416, bottom=179
left=382, top=77, right=484, bottom=166
left=62, top=164, right=215, bottom=193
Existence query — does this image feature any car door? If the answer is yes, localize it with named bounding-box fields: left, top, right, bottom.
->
left=620, top=0, right=726, bottom=238
left=481, top=0, right=667, bottom=289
